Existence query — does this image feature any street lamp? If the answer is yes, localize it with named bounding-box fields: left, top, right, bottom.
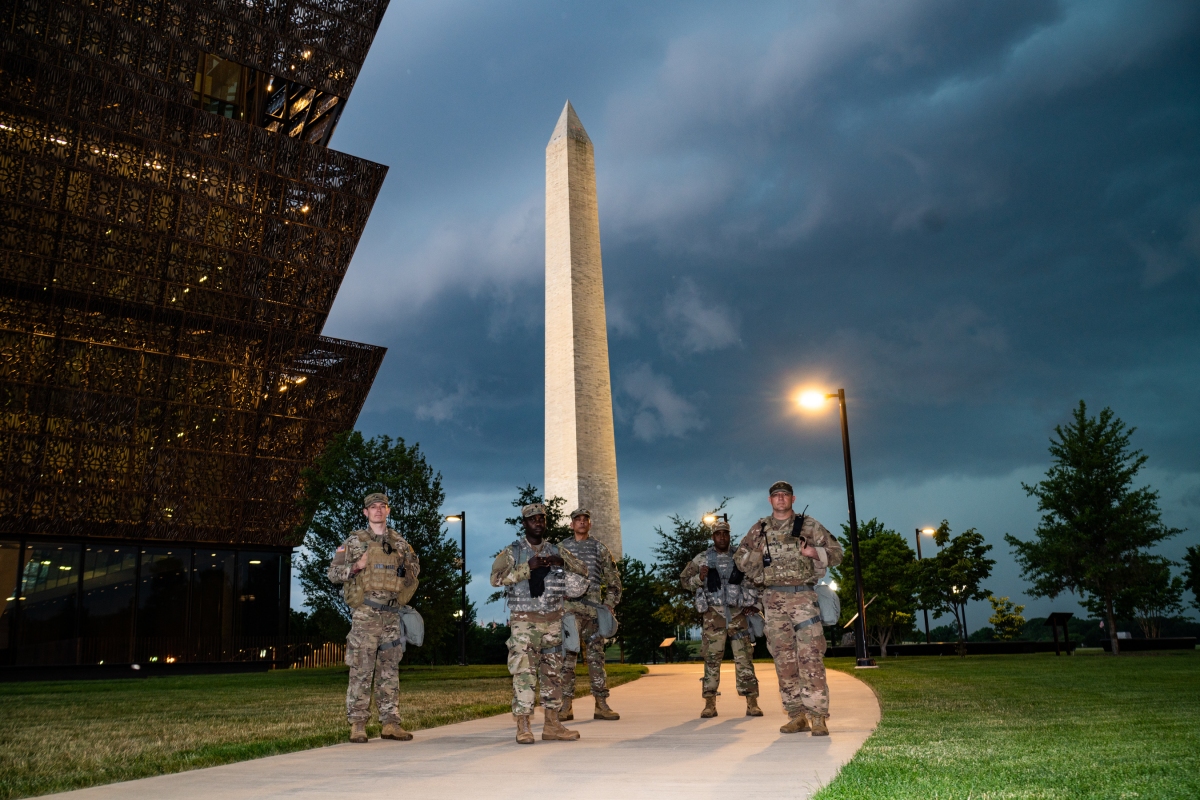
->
left=797, top=388, right=875, bottom=668
left=702, top=512, right=728, bottom=525
left=915, top=527, right=936, bottom=643
left=445, top=512, right=466, bottom=666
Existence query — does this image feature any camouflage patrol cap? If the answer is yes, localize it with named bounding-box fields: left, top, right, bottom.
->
left=710, top=519, right=731, bottom=533
left=521, top=502, right=547, bottom=518
left=769, top=481, right=794, bottom=496
left=363, top=492, right=389, bottom=508
left=569, top=507, right=591, bottom=519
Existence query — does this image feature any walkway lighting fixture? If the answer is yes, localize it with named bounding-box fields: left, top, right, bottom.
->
left=445, top=512, right=467, bottom=666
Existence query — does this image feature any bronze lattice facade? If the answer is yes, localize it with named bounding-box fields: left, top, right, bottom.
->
left=0, top=0, right=391, bottom=666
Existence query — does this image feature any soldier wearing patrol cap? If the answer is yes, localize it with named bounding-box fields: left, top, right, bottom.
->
left=734, top=481, right=844, bottom=736
left=327, top=492, right=421, bottom=743
left=680, top=517, right=762, bottom=718
left=558, top=507, right=623, bottom=721
left=490, top=502, right=590, bottom=744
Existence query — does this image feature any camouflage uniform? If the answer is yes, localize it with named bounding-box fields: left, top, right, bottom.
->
left=327, top=527, right=420, bottom=726
left=734, top=512, right=842, bottom=719
left=681, top=548, right=759, bottom=698
left=560, top=535, right=621, bottom=702
left=490, top=537, right=588, bottom=715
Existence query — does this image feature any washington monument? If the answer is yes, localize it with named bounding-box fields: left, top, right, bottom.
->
left=544, top=101, right=622, bottom=556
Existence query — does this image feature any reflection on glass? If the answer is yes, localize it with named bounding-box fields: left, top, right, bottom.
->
left=17, top=543, right=81, bottom=664
left=81, top=546, right=137, bottom=664
left=239, top=552, right=281, bottom=660
left=138, top=548, right=190, bottom=663
left=195, top=54, right=244, bottom=119
left=0, top=541, right=19, bottom=654
left=191, top=550, right=234, bottom=661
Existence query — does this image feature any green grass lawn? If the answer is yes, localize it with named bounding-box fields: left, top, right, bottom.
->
left=817, top=650, right=1200, bottom=800
left=0, top=663, right=646, bottom=800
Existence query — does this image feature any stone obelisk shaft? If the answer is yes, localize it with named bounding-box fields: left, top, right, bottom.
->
left=545, top=101, right=621, bottom=556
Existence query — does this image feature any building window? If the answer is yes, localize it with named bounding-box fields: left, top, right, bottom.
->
left=193, top=53, right=344, bottom=146
left=0, top=541, right=19, bottom=655
left=238, top=552, right=282, bottom=651
left=17, top=543, right=81, bottom=665
left=81, top=546, right=137, bottom=665
left=191, top=550, right=235, bottom=661
left=137, top=548, right=190, bottom=663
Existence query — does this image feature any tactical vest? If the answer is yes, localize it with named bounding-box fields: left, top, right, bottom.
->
left=505, top=539, right=568, bottom=615
left=759, top=517, right=817, bottom=586
left=701, top=548, right=755, bottom=611
left=560, top=536, right=604, bottom=597
left=344, top=530, right=417, bottom=608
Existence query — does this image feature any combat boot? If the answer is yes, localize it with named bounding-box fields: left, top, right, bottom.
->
left=381, top=722, right=413, bottom=741
left=810, top=714, right=829, bottom=736
left=593, top=696, right=620, bottom=720
left=745, top=694, right=763, bottom=717
left=700, top=696, right=718, bottom=718
left=514, top=714, right=535, bottom=744
left=561, top=698, right=574, bottom=721
left=780, top=711, right=810, bottom=734
left=349, top=720, right=368, bottom=743
left=541, top=708, right=581, bottom=741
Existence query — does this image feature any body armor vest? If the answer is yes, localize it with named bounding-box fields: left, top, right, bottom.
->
left=344, top=530, right=417, bottom=608
left=760, top=517, right=817, bottom=586
left=560, top=536, right=604, bottom=599
left=700, top=548, right=755, bottom=611
left=505, top=539, right=568, bottom=614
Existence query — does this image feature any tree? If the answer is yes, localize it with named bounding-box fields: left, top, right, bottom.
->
left=650, top=502, right=727, bottom=635
left=1116, top=557, right=1184, bottom=639
left=1005, top=402, right=1183, bottom=655
left=502, top=484, right=571, bottom=544
left=1184, top=546, right=1200, bottom=613
left=614, top=557, right=674, bottom=664
left=832, top=518, right=918, bottom=656
left=918, top=521, right=994, bottom=643
left=295, top=432, right=466, bottom=664
left=987, top=595, right=1026, bottom=641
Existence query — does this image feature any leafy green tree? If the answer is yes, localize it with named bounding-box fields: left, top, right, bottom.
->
left=1116, top=557, right=1184, bottom=639
left=832, top=518, right=918, bottom=655
left=1184, top=546, right=1200, bottom=613
left=295, top=432, right=466, bottom=664
left=987, top=595, right=1026, bottom=641
left=614, top=557, right=674, bottom=664
left=1005, top=402, right=1183, bottom=655
left=502, top=484, right=571, bottom=544
left=918, top=521, right=994, bottom=643
left=651, top=501, right=727, bottom=634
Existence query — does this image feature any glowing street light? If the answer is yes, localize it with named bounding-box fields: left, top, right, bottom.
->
left=797, top=387, right=875, bottom=668
left=445, top=512, right=467, bottom=665
left=702, top=512, right=728, bottom=526
left=915, top=527, right=937, bottom=643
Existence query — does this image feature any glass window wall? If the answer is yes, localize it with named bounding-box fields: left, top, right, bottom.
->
left=17, top=543, right=81, bottom=664
left=0, top=541, right=20, bottom=657
left=80, top=545, right=137, bottom=665
left=137, top=548, right=191, bottom=664
left=191, top=550, right=235, bottom=661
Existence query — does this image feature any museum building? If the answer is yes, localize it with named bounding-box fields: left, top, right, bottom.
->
left=0, top=0, right=390, bottom=667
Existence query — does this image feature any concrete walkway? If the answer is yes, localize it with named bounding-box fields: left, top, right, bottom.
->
left=52, top=663, right=880, bottom=799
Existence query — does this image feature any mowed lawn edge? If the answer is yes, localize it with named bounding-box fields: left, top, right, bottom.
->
left=0, top=663, right=647, bottom=800
left=815, top=651, right=1200, bottom=800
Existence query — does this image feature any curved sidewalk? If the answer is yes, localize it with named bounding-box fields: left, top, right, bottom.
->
left=51, top=662, right=880, bottom=799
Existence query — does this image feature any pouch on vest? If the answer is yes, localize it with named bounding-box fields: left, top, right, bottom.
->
left=529, top=566, right=551, bottom=597
left=343, top=574, right=365, bottom=609
left=594, top=603, right=618, bottom=638
left=399, top=605, right=425, bottom=647
left=562, top=613, right=581, bottom=653
left=693, top=586, right=709, bottom=613
left=815, top=583, right=841, bottom=626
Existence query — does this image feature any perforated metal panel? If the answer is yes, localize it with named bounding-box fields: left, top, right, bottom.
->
left=0, top=0, right=389, bottom=547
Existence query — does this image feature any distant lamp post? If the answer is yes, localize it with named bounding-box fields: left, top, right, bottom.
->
left=797, top=387, right=875, bottom=668
left=445, top=512, right=467, bottom=666
left=915, top=527, right=936, bottom=643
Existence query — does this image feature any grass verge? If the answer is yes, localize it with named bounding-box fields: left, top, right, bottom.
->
left=0, top=662, right=647, bottom=799
left=816, top=650, right=1200, bottom=799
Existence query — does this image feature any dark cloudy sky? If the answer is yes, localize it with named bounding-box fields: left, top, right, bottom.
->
left=308, top=0, right=1200, bottom=628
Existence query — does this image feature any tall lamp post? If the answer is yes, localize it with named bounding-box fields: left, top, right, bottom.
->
left=798, top=388, right=875, bottom=668
left=915, top=527, right=935, bottom=644
left=445, top=512, right=467, bottom=666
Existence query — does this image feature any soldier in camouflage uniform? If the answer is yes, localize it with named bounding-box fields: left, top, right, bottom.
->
left=680, top=518, right=762, bottom=718
left=327, top=492, right=420, bottom=743
left=734, top=481, right=843, bottom=736
left=490, top=503, right=589, bottom=744
left=559, top=507, right=623, bottom=721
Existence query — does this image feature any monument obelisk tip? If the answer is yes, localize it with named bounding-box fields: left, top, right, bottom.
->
left=549, top=100, right=591, bottom=146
